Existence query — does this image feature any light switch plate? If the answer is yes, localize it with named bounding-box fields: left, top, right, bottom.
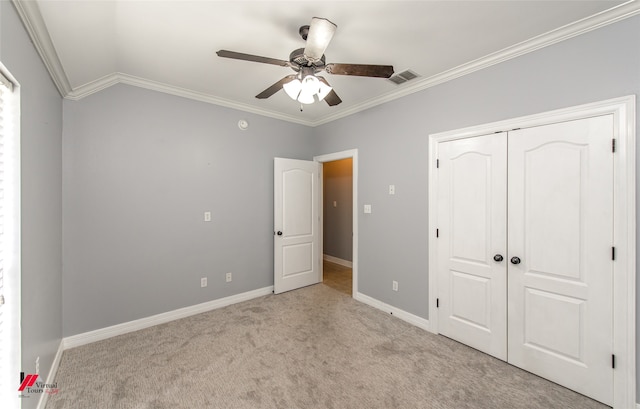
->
left=364, top=204, right=372, bottom=214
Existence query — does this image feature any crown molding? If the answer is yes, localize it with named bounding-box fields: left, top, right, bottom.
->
left=116, top=73, right=312, bottom=126
left=11, top=0, right=72, bottom=97
left=66, top=73, right=120, bottom=101
left=310, top=0, right=640, bottom=127
left=67, top=72, right=314, bottom=125
left=13, top=0, right=640, bottom=127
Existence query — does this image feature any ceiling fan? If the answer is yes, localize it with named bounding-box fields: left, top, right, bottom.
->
left=216, top=17, right=394, bottom=107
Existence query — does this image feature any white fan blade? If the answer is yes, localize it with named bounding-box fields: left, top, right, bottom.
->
left=304, top=17, right=337, bottom=62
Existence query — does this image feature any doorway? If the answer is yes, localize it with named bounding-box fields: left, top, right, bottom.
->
left=322, top=158, right=353, bottom=295
left=314, top=150, right=358, bottom=297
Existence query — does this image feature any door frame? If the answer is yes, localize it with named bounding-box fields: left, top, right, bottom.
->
left=428, top=95, right=636, bottom=408
left=314, top=149, right=358, bottom=297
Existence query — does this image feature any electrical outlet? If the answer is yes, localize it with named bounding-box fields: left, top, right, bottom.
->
left=364, top=204, right=372, bottom=214
left=389, top=185, right=395, bottom=195
left=226, top=272, right=232, bottom=283
left=392, top=281, right=398, bottom=292
left=201, top=277, right=207, bottom=288
left=204, top=211, right=212, bottom=222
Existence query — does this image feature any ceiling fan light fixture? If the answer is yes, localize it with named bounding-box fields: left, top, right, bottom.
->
left=283, top=78, right=302, bottom=100
left=297, top=87, right=316, bottom=104
left=316, top=81, right=332, bottom=101
left=301, top=74, right=319, bottom=92
left=283, top=73, right=329, bottom=104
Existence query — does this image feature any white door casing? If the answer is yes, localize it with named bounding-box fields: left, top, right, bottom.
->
left=314, top=149, right=359, bottom=298
left=428, top=96, right=635, bottom=408
left=507, top=116, right=614, bottom=405
left=436, top=134, right=507, bottom=360
left=274, top=158, right=320, bottom=294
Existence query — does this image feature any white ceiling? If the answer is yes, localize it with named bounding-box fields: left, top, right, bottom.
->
left=20, top=0, right=638, bottom=126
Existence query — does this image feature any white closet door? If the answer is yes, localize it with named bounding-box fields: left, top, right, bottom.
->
left=437, top=134, right=507, bottom=360
left=507, top=115, right=614, bottom=405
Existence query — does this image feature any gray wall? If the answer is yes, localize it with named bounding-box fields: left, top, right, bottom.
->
left=62, top=84, right=316, bottom=336
left=1, top=2, right=63, bottom=407
left=313, top=14, right=640, bottom=398
left=323, top=158, right=352, bottom=262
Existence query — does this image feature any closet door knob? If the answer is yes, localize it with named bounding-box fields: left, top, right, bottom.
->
left=276, top=231, right=283, bottom=236
left=493, top=254, right=503, bottom=262
left=510, top=256, right=521, bottom=265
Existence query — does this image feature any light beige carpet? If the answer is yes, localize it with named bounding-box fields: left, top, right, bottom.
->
left=47, top=284, right=607, bottom=409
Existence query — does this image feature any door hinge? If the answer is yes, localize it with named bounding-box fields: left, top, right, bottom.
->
left=612, top=139, right=616, bottom=153
left=612, top=246, right=616, bottom=261
left=436, top=159, right=439, bottom=168
left=436, top=228, right=439, bottom=238
left=436, top=298, right=439, bottom=308
left=612, top=354, right=616, bottom=369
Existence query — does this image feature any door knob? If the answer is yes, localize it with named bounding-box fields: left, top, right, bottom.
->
left=276, top=231, right=283, bottom=236
left=510, top=256, right=521, bottom=265
left=493, top=254, right=503, bottom=262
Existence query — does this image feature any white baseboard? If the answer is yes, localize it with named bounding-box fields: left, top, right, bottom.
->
left=354, top=291, right=430, bottom=332
left=63, top=286, right=273, bottom=349
left=36, top=340, right=64, bottom=409
left=323, top=254, right=353, bottom=268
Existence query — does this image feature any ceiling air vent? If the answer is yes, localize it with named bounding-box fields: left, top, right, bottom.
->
left=388, top=69, right=420, bottom=85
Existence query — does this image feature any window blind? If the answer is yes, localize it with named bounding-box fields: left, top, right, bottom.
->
left=0, top=70, right=13, bottom=92
left=0, top=69, right=15, bottom=404
left=0, top=76, right=8, bottom=399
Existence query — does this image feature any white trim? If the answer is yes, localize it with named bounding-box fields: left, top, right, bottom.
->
left=68, top=73, right=313, bottom=127
left=314, top=149, right=359, bottom=298
left=12, top=0, right=640, bottom=127
left=428, top=95, right=636, bottom=409
left=63, top=286, right=273, bottom=349
left=10, top=0, right=72, bottom=97
left=36, top=341, right=64, bottom=409
left=312, top=1, right=640, bottom=127
left=355, top=292, right=430, bottom=332
left=65, top=73, right=121, bottom=100
left=323, top=254, right=352, bottom=268
left=0, top=61, right=21, bottom=409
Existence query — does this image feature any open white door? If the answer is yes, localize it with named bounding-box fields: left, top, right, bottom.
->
left=274, top=158, right=320, bottom=294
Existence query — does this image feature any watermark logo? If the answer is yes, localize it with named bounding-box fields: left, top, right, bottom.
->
left=18, top=373, right=38, bottom=391
left=18, top=372, right=60, bottom=397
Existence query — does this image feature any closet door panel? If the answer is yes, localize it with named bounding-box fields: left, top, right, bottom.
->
left=436, top=134, right=507, bottom=360
left=507, top=115, right=614, bottom=405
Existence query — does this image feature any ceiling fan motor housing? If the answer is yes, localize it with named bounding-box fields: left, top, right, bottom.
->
left=289, top=48, right=325, bottom=71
